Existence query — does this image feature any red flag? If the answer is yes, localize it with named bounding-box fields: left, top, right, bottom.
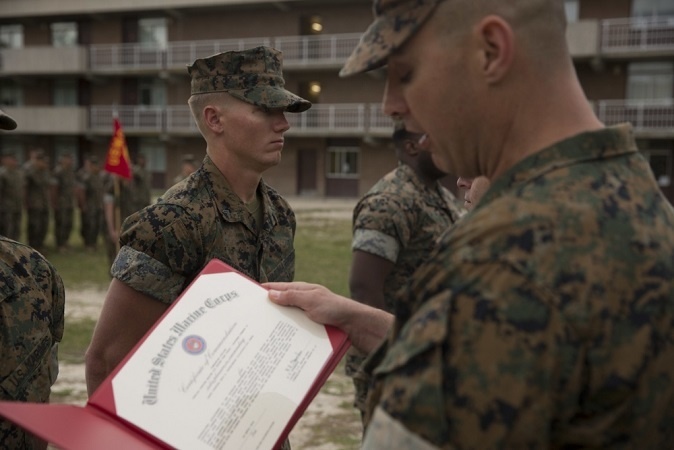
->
left=104, top=117, right=132, bottom=179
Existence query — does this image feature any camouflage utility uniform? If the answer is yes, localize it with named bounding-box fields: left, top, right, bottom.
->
left=362, top=124, right=674, bottom=448
left=102, top=175, right=139, bottom=268
left=78, top=167, right=105, bottom=249
left=0, top=164, right=23, bottom=241
left=132, top=163, right=152, bottom=212
left=112, top=154, right=296, bottom=303
left=24, top=162, right=51, bottom=252
left=51, top=163, right=76, bottom=249
left=0, top=236, right=65, bottom=448
left=346, top=163, right=463, bottom=415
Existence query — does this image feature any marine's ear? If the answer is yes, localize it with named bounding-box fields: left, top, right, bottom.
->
left=475, top=15, right=514, bottom=85
left=203, top=105, right=224, bottom=133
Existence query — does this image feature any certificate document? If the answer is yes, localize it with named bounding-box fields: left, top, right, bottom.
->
left=0, top=259, right=350, bottom=450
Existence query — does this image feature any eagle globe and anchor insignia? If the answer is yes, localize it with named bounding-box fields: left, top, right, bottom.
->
left=182, top=335, right=207, bottom=355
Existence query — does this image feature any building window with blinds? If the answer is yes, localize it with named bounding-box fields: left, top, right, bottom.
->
left=327, top=147, right=359, bottom=179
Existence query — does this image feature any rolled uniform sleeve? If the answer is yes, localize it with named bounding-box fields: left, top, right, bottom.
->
left=112, top=203, right=204, bottom=303
left=352, top=194, right=413, bottom=263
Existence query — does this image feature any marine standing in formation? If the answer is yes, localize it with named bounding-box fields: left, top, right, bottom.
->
left=51, top=153, right=76, bottom=252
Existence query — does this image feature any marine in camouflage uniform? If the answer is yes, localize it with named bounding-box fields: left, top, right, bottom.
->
left=362, top=125, right=674, bottom=448
left=172, top=153, right=198, bottom=186
left=86, top=47, right=311, bottom=450
left=0, top=236, right=65, bottom=449
left=23, top=151, right=51, bottom=253
left=346, top=126, right=464, bottom=421
left=0, top=151, right=24, bottom=241
left=113, top=155, right=296, bottom=301
left=132, top=154, right=152, bottom=212
left=102, top=174, right=138, bottom=268
left=76, top=156, right=105, bottom=250
left=51, top=154, right=76, bottom=250
left=332, top=0, right=674, bottom=447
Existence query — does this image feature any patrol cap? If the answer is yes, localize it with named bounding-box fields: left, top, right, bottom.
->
left=188, top=46, right=311, bottom=113
left=340, top=0, right=445, bottom=77
left=0, top=108, right=17, bottom=131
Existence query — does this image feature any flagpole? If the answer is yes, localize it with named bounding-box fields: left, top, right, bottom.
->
left=113, top=176, right=121, bottom=254
left=112, top=104, right=120, bottom=254
left=104, top=105, right=132, bottom=256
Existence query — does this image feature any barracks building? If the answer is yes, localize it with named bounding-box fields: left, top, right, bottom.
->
left=0, top=0, right=673, bottom=200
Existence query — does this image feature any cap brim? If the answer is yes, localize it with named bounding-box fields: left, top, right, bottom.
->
left=339, top=0, right=440, bottom=77
left=228, top=86, right=312, bottom=113
left=0, top=111, right=17, bottom=131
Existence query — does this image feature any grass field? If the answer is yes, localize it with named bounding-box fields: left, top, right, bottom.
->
left=46, top=211, right=353, bottom=293
left=47, top=210, right=354, bottom=374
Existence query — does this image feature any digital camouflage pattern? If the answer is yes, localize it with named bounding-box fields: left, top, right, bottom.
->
left=0, top=236, right=65, bottom=449
left=188, top=46, right=311, bottom=113
left=340, top=0, right=444, bottom=77
left=112, top=154, right=296, bottom=304
left=346, top=162, right=464, bottom=414
left=112, top=155, right=295, bottom=450
left=77, top=165, right=105, bottom=249
left=24, top=160, right=51, bottom=251
left=52, top=160, right=76, bottom=248
left=363, top=124, right=674, bottom=448
left=0, top=162, right=23, bottom=241
left=132, top=163, right=153, bottom=212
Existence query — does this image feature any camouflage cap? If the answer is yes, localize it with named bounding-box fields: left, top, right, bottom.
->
left=340, top=0, right=445, bottom=77
left=0, top=108, right=17, bottom=131
left=188, top=46, right=311, bottom=113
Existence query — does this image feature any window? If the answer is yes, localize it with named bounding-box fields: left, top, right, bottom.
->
left=51, top=22, right=78, bottom=47
left=0, top=24, right=23, bottom=49
left=139, top=138, right=166, bottom=172
left=564, top=0, right=579, bottom=23
left=627, top=62, right=673, bottom=100
left=644, top=149, right=672, bottom=187
left=632, top=0, right=674, bottom=17
left=0, top=80, right=22, bottom=107
left=139, top=78, right=166, bottom=106
left=139, top=18, right=167, bottom=49
left=53, top=79, right=78, bottom=106
left=327, top=147, right=359, bottom=178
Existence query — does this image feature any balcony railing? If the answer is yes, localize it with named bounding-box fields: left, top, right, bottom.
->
left=90, top=33, right=363, bottom=72
left=89, top=103, right=394, bottom=136
left=10, top=100, right=670, bottom=137
left=90, top=106, right=165, bottom=133
left=596, top=99, right=674, bottom=134
left=601, top=16, right=674, bottom=54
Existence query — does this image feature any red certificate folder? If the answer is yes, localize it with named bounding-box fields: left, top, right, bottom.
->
left=0, top=259, right=350, bottom=449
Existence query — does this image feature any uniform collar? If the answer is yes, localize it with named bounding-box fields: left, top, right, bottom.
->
left=201, top=155, right=279, bottom=230
left=478, top=124, right=638, bottom=209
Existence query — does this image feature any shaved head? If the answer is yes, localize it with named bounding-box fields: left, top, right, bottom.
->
left=433, top=0, right=569, bottom=71
left=188, top=92, right=234, bottom=136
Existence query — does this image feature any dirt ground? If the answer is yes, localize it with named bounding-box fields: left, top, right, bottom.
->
left=49, top=197, right=363, bottom=449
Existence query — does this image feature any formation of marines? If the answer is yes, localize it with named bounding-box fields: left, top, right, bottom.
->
left=0, top=149, right=153, bottom=254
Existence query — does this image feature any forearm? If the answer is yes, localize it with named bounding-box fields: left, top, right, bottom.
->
left=265, top=281, right=395, bottom=354
left=84, top=351, right=111, bottom=396
left=335, top=299, right=394, bottom=354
